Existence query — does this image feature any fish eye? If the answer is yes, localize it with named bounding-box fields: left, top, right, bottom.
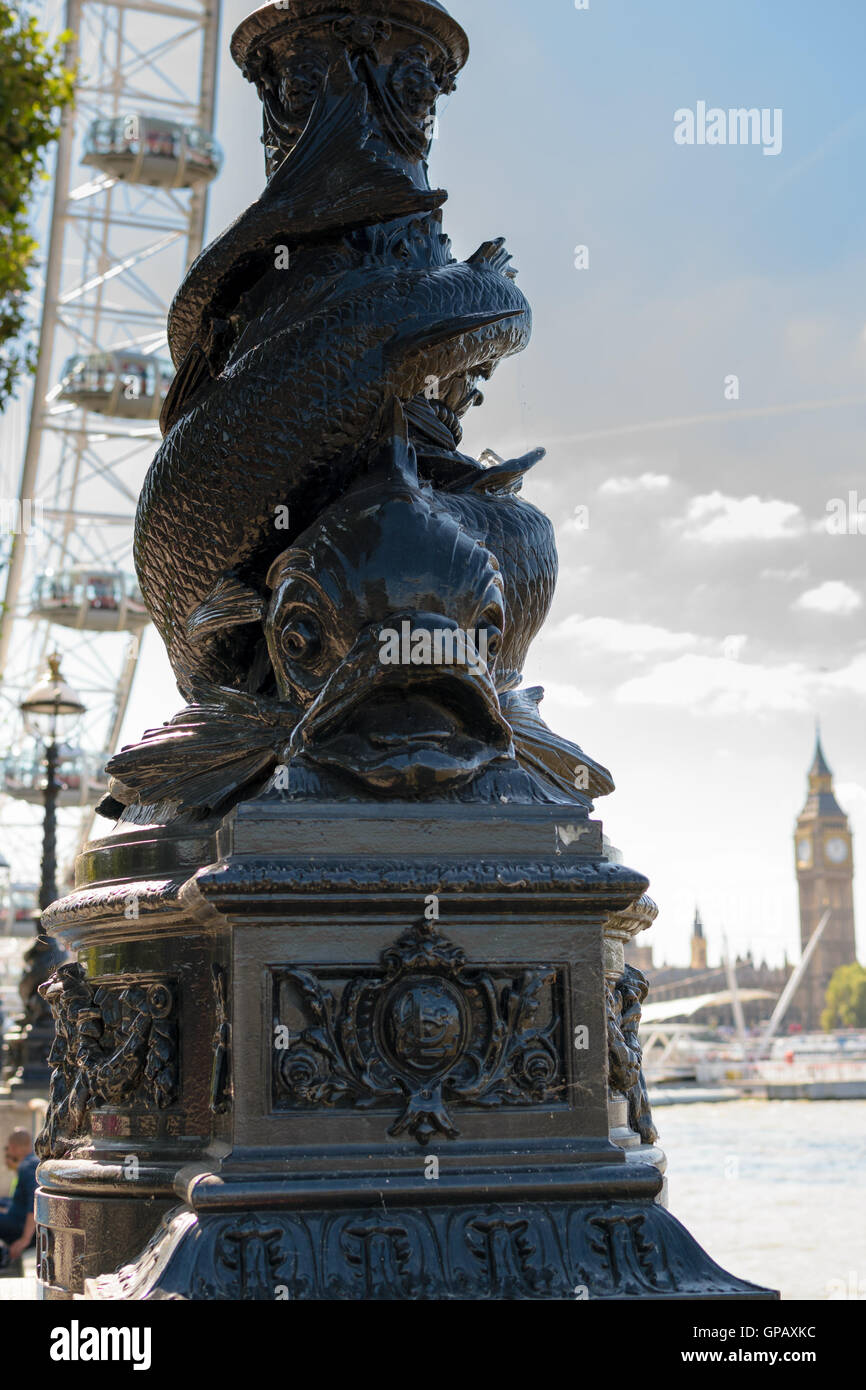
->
left=479, top=602, right=504, bottom=661
left=280, top=614, right=321, bottom=663
left=485, top=630, right=502, bottom=661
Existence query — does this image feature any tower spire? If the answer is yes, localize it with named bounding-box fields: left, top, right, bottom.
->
left=811, top=726, right=832, bottom=782
left=795, top=724, right=856, bottom=1028
left=690, top=905, right=707, bottom=970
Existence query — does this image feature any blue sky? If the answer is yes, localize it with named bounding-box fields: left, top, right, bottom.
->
left=116, top=0, right=866, bottom=969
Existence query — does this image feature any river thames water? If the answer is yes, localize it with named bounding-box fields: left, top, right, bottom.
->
left=658, top=1099, right=866, bottom=1301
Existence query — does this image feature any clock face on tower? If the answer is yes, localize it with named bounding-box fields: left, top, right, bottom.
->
left=825, top=836, right=849, bottom=864
left=796, top=838, right=812, bottom=867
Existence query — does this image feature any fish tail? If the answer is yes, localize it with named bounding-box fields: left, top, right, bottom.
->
left=265, top=53, right=446, bottom=231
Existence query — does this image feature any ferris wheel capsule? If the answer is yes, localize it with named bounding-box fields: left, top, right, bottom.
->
left=30, top=568, right=149, bottom=633
left=1, top=746, right=109, bottom=808
left=82, top=113, right=223, bottom=189
left=56, top=351, right=174, bottom=420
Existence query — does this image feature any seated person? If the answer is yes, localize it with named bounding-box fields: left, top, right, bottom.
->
left=0, top=1129, right=38, bottom=1267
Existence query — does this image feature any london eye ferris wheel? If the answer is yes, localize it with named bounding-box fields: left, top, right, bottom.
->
left=0, top=0, right=223, bottom=895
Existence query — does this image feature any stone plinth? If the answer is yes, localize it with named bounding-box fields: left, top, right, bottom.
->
left=34, top=798, right=775, bottom=1300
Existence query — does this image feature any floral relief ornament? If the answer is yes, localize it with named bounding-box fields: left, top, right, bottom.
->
left=274, top=920, right=565, bottom=1143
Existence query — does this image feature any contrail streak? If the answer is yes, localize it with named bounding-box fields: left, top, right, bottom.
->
left=538, top=395, right=866, bottom=447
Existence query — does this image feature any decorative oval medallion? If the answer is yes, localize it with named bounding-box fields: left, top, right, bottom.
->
left=381, top=976, right=467, bottom=1076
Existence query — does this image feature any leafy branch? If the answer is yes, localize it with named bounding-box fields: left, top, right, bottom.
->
left=0, top=4, right=76, bottom=408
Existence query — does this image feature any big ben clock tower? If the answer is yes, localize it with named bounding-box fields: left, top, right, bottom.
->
left=795, top=733, right=857, bottom=1029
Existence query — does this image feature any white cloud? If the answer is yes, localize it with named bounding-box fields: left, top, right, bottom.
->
left=599, top=472, right=672, bottom=497
left=683, top=491, right=805, bottom=543
left=616, top=654, right=812, bottom=714
left=794, top=580, right=862, bottom=616
left=827, top=654, right=866, bottom=695
left=614, top=648, right=866, bottom=715
left=544, top=614, right=697, bottom=656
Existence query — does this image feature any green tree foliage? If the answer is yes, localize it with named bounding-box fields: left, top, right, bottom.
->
left=0, top=5, right=75, bottom=409
left=822, top=962, right=866, bottom=1030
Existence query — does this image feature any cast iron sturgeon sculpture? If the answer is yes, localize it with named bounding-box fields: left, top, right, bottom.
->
left=101, top=1, right=613, bottom=817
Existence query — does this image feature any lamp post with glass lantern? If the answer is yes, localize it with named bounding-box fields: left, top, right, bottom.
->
left=0, top=654, right=85, bottom=1094
left=20, top=652, right=86, bottom=909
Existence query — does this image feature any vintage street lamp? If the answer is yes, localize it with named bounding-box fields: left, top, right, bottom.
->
left=0, top=656, right=85, bottom=1094
left=19, top=651, right=86, bottom=910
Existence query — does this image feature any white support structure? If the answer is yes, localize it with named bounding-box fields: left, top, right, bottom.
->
left=0, top=0, right=222, bottom=886
left=721, top=931, right=748, bottom=1060
left=759, top=909, right=832, bottom=1051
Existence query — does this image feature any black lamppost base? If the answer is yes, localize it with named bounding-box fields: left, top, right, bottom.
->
left=34, top=799, right=778, bottom=1301
left=85, top=1195, right=774, bottom=1302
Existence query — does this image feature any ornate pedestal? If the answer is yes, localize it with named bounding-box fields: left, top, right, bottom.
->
left=33, top=0, right=777, bottom=1303
left=35, top=799, right=774, bottom=1300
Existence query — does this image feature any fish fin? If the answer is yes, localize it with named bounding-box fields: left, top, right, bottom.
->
left=359, top=397, right=419, bottom=489
left=381, top=394, right=409, bottom=442
left=464, top=447, right=547, bottom=495
left=388, top=309, right=523, bottom=361
left=495, top=669, right=524, bottom=695
left=99, top=691, right=298, bottom=816
left=466, top=237, right=519, bottom=279
left=265, top=54, right=446, bottom=230
left=102, top=747, right=278, bottom=818
left=185, top=573, right=266, bottom=643
left=159, top=342, right=212, bottom=436
left=500, top=685, right=615, bottom=802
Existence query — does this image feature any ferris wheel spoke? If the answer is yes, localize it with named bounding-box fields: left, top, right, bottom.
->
left=0, top=0, right=220, bottom=891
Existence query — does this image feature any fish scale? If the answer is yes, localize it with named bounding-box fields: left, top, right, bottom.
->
left=136, top=259, right=531, bottom=696
left=436, top=490, right=558, bottom=676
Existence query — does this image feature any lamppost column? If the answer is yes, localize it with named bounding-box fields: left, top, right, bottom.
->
left=40, top=740, right=59, bottom=912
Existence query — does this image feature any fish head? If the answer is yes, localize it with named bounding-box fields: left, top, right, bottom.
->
left=265, top=481, right=515, bottom=795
